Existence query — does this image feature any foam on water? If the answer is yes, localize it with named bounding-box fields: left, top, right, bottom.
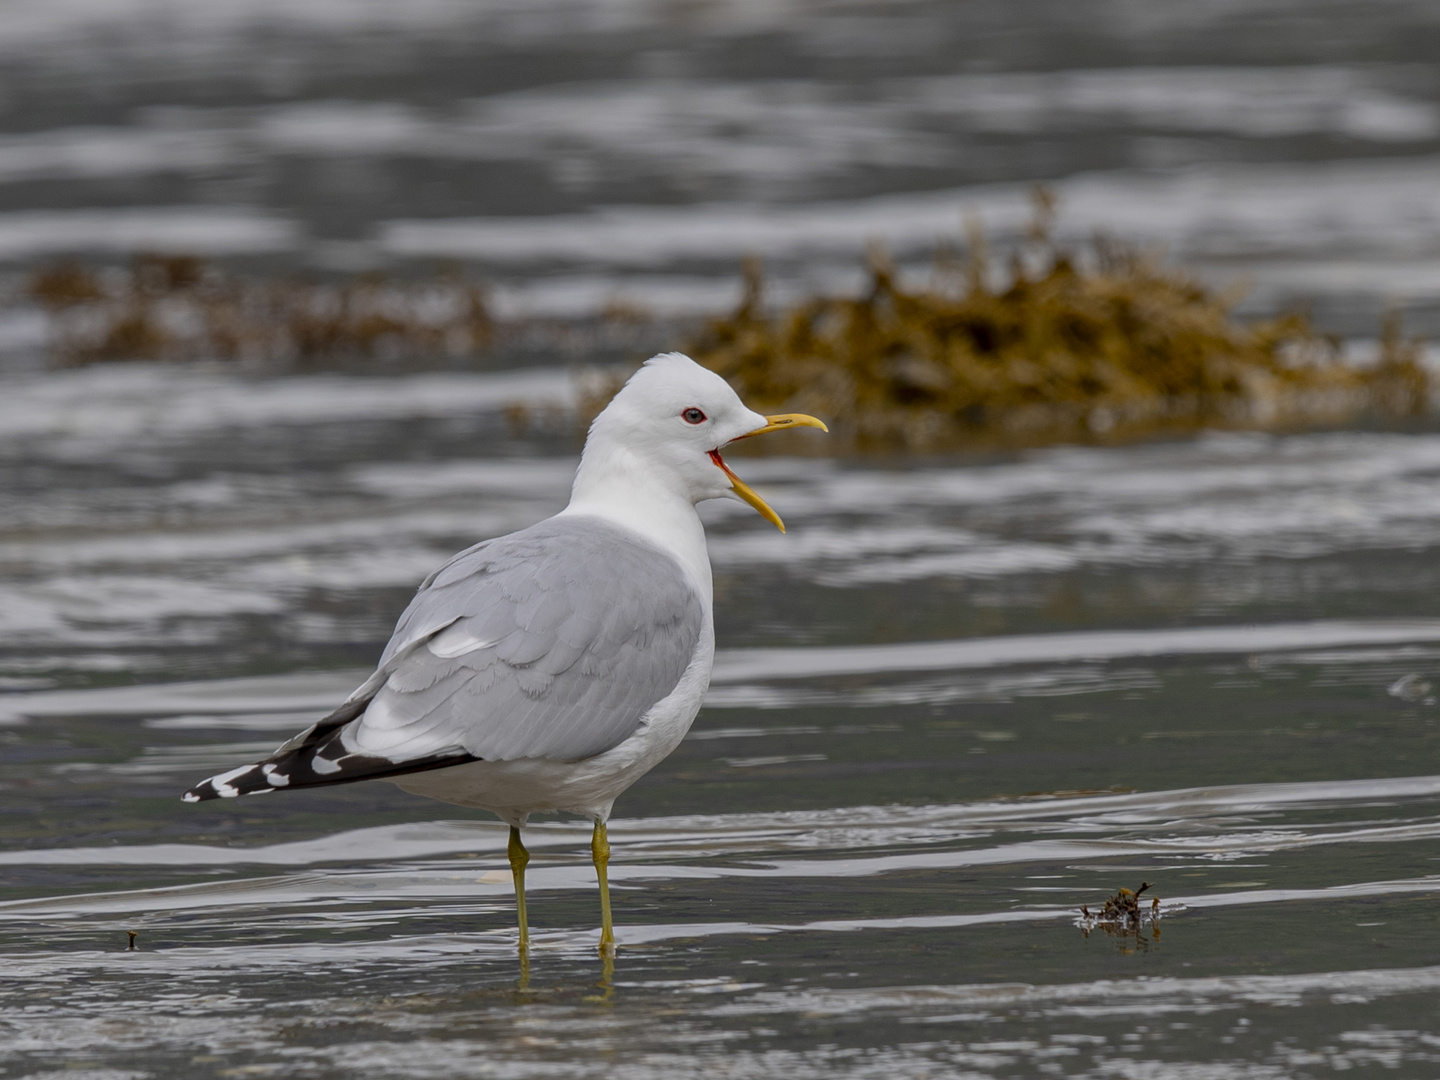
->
left=714, top=620, right=1440, bottom=683
left=4, top=772, right=1440, bottom=872
left=0, top=364, right=573, bottom=449
left=9, top=67, right=1428, bottom=191
left=0, top=207, right=298, bottom=259
left=377, top=156, right=1440, bottom=268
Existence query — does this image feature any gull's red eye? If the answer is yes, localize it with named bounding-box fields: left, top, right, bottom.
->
left=681, top=407, right=707, bottom=424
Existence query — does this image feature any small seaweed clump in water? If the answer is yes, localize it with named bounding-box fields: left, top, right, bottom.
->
left=28, top=255, right=493, bottom=370
left=1082, top=881, right=1159, bottom=928
left=1080, top=881, right=1163, bottom=951
left=689, top=192, right=1430, bottom=449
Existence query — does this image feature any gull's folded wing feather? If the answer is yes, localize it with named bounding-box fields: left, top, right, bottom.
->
left=183, top=516, right=704, bottom=802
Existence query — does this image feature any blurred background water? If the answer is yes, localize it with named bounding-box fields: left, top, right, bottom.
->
left=3, top=1, right=1440, bottom=1077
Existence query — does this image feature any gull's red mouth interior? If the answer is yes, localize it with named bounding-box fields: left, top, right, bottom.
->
left=707, top=448, right=785, bottom=531
left=708, top=448, right=744, bottom=486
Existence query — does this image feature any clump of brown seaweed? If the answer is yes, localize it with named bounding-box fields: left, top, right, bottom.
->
left=1079, top=881, right=1165, bottom=951
left=28, top=254, right=494, bottom=370
left=689, top=190, right=1431, bottom=450
left=27, top=192, right=1433, bottom=452
left=1082, top=881, right=1158, bottom=926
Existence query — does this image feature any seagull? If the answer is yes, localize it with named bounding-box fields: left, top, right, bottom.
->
left=183, top=352, right=826, bottom=958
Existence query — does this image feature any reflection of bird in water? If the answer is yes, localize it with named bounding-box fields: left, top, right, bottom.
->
left=184, top=352, right=825, bottom=961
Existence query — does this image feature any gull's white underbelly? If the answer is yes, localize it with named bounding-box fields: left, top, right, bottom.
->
left=391, top=624, right=714, bottom=825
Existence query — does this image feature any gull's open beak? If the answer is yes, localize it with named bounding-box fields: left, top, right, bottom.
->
left=710, top=413, right=828, bottom=533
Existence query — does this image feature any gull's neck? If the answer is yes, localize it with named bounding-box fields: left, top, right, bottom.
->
left=559, top=443, right=713, bottom=609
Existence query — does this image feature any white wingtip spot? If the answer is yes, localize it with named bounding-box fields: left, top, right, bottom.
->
left=208, top=764, right=253, bottom=798
left=181, top=792, right=200, bottom=803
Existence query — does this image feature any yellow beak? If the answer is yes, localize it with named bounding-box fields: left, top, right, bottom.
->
left=711, top=413, right=828, bottom=533
left=731, top=413, right=831, bottom=442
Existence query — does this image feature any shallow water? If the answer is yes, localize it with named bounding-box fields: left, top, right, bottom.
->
left=4, top=363, right=1440, bottom=1077
left=6, top=2, right=1440, bottom=1077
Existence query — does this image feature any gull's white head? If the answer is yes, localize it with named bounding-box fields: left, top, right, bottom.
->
left=572, top=352, right=826, bottom=532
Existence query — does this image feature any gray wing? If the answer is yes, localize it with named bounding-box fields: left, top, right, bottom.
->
left=340, top=515, right=705, bottom=763
left=183, top=515, right=704, bottom=802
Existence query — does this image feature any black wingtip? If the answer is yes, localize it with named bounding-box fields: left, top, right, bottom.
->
left=181, top=780, right=233, bottom=802
left=181, top=762, right=284, bottom=803
left=181, top=746, right=479, bottom=805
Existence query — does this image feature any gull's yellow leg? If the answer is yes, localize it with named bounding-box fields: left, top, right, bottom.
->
left=508, top=825, right=530, bottom=955
left=591, top=820, right=615, bottom=955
